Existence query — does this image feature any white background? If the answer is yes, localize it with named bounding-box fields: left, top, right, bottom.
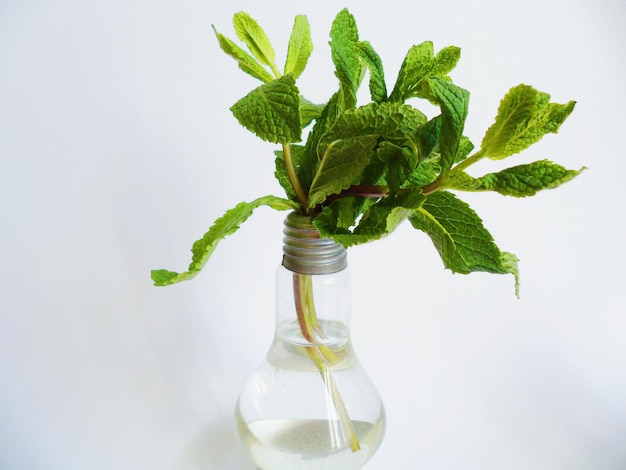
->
left=1, top=0, right=625, bottom=469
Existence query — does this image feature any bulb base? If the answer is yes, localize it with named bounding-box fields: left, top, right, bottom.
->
left=282, top=212, right=347, bottom=275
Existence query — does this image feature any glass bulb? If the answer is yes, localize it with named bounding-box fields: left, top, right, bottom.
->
left=235, top=260, right=386, bottom=470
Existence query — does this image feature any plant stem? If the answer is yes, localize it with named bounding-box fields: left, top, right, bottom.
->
left=449, top=149, right=486, bottom=175
left=299, top=274, right=340, bottom=363
left=320, top=185, right=389, bottom=208
left=283, top=143, right=309, bottom=212
left=422, top=149, right=487, bottom=196
left=337, top=185, right=390, bottom=198
left=421, top=179, right=441, bottom=196
left=308, top=346, right=361, bottom=452
left=270, top=63, right=282, bottom=80
left=268, top=64, right=308, bottom=212
left=293, top=272, right=360, bottom=452
left=270, top=63, right=309, bottom=211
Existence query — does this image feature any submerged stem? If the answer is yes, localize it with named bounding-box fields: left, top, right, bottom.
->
left=294, top=275, right=342, bottom=367
left=293, top=272, right=361, bottom=452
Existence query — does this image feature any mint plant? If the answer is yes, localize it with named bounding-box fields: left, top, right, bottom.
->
left=152, top=9, right=581, bottom=295
left=151, top=9, right=582, bottom=457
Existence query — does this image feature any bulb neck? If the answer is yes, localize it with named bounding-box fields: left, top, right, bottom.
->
left=282, top=212, right=347, bottom=275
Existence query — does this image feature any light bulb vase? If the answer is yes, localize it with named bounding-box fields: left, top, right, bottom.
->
left=235, top=212, right=386, bottom=469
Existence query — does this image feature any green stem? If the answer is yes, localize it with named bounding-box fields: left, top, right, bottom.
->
left=300, top=275, right=341, bottom=363
left=308, top=347, right=361, bottom=452
left=449, top=149, right=486, bottom=175
left=294, top=275, right=341, bottom=366
left=271, top=61, right=308, bottom=212
left=422, top=149, right=487, bottom=196
left=270, top=63, right=282, bottom=80
left=283, top=143, right=309, bottom=212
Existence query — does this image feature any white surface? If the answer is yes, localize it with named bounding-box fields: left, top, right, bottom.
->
left=1, top=0, right=625, bottom=469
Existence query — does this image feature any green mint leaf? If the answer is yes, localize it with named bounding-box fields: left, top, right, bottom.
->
left=374, top=141, right=416, bottom=194
left=409, top=191, right=519, bottom=294
left=300, top=91, right=342, bottom=194
left=151, top=269, right=181, bottom=286
left=352, top=189, right=425, bottom=237
left=312, top=204, right=352, bottom=237
left=274, top=150, right=295, bottom=201
left=430, top=45, right=461, bottom=77
left=425, top=77, right=469, bottom=174
left=314, top=197, right=365, bottom=234
left=405, top=160, right=441, bottom=188
left=308, top=135, right=378, bottom=209
left=447, top=160, right=585, bottom=197
left=500, top=252, right=520, bottom=297
left=388, top=42, right=461, bottom=103
left=303, top=91, right=341, bottom=157
left=456, top=136, right=475, bottom=163
left=233, top=12, right=276, bottom=69
left=360, top=156, right=387, bottom=188
left=415, top=116, right=442, bottom=162
left=315, top=102, right=425, bottom=195
left=319, top=102, right=426, bottom=154
left=213, top=26, right=274, bottom=83
left=414, top=116, right=472, bottom=168
left=230, top=75, right=302, bottom=143
left=314, top=190, right=425, bottom=247
left=284, top=15, right=313, bottom=79
left=299, top=97, right=324, bottom=128
left=151, top=196, right=298, bottom=286
left=330, top=8, right=362, bottom=110
left=411, top=46, right=462, bottom=103
left=480, top=84, right=576, bottom=160
left=356, top=41, right=387, bottom=103
left=389, top=41, right=434, bottom=103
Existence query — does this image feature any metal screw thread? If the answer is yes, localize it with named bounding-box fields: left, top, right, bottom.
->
left=282, top=212, right=348, bottom=275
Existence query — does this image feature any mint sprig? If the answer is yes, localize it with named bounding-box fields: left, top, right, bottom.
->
left=152, top=196, right=297, bottom=286
left=152, top=9, right=582, bottom=295
left=447, top=160, right=584, bottom=197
